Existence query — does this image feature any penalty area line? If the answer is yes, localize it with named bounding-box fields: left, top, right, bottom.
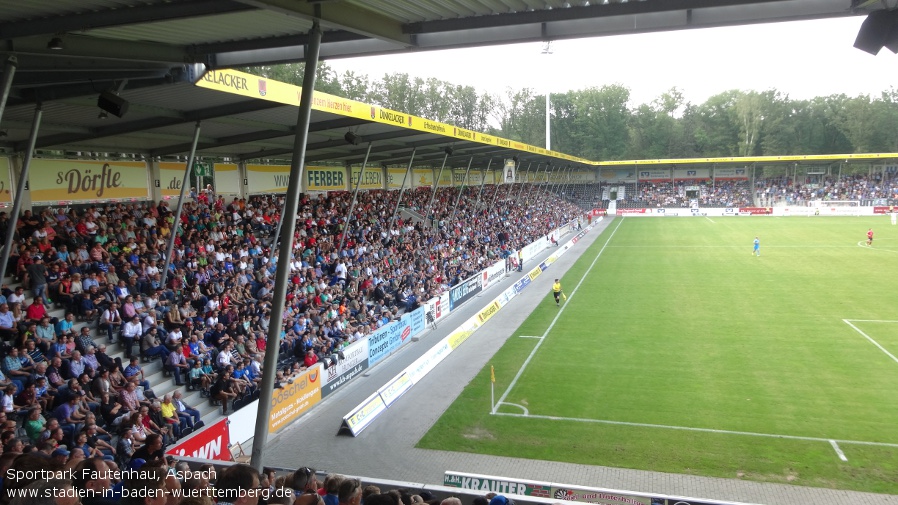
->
left=493, top=411, right=898, bottom=451
left=842, top=319, right=898, bottom=365
left=830, top=440, right=848, bottom=461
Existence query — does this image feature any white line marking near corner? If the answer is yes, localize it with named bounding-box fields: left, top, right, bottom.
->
left=492, top=218, right=625, bottom=415
left=830, top=440, right=848, bottom=461
left=704, top=216, right=715, bottom=223
left=518, top=335, right=542, bottom=339
left=493, top=411, right=898, bottom=450
left=842, top=319, right=898, bottom=365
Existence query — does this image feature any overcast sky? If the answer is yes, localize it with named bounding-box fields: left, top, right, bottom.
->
left=327, top=16, right=897, bottom=108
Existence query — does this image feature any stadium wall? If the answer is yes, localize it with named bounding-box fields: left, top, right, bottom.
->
left=613, top=206, right=894, bottom=217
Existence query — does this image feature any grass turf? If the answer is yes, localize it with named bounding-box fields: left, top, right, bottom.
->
left=417, top=216, right=898, bottom=494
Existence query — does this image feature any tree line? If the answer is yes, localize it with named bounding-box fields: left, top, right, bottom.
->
left=242, top=62, right=898, bottom=161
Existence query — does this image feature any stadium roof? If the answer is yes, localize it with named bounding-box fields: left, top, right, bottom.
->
left=0, top=0, right=884, bottom=169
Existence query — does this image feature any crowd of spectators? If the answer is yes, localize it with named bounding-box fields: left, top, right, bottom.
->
left=630, top=181, right=752, bottom=208
left=0, top=179, right=581, bottom=468
left=562, top=172, right=898, bottom=210
left=552, top=180, right=755, bottom=209
left=754, top=172, right=898, bottom=206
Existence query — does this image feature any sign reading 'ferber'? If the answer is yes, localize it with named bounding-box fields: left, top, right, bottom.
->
left=306, top=167, right=346, bottom=191
left=29, top=159, right=149, bottom=203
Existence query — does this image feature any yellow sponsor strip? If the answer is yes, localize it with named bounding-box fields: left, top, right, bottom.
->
left=477, top=301, right=501, bottom=324
left=598, top=153, right=898, bottom=166
left=528, top=267, right=542, bottom=281
left=197, top=69, right=592, bottom=165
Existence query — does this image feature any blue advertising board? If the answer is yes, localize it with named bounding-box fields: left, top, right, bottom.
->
left=367, top=318, right=412, bottom=366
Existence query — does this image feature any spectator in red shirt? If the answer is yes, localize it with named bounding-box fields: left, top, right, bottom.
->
left=25, top=296, right=51, bottom=325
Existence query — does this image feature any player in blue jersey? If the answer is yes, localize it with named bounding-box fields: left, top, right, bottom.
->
left=753, top=236, right=760, bottom=256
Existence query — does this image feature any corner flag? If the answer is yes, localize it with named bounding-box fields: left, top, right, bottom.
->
left=562, top=292, right=567, bottom=301
left=490, top=365, right=495, bottom=384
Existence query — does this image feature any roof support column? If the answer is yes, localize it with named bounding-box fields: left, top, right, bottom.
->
left=530, top=163, right=550, bottom=201
left=160, top=121, right=201, bottom=287
left=425, top=150, right=449, bottom=228
left=543, top=164, right=556, bottom=195
left=251, top=20, right=322, bottom=473
left=474, top=158, right=492, bottom=211
left=515, top=162, right=533, bottom=204
left=449, top=155, right=474, bottom=224
left=389, top=148, right=415, bottom=227
left=490, top=169, right=505, bottom=208
left=339, top=142, right=373, bottom=253
left=552, top=166, right=569, bottom=195
left=560, top=167, right=574, bottom=203
left=0, top=104, right=41, bottom=285
left=267, top=199, right=286, bottom=265
left=523, top=163, right=543, bottom=203
left=0, top=56, right=17, bottom=130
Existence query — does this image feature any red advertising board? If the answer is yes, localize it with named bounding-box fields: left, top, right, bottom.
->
left=616, top=208, right=646, bottom=215
left=165, top=418, right=231, bottom=461
left=738, top=207, right=771, bottom=215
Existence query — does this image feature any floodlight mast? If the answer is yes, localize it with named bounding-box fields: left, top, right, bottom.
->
left=542, top=41, right=552, bottom=151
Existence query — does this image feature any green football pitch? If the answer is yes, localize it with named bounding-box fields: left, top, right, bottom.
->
left=418, top=216, right=898, bottom=494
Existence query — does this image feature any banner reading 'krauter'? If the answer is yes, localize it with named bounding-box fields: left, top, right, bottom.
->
left=30, top=159, right=149, bottom=203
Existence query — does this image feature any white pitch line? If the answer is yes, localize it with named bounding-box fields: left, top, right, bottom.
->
left=493, top=411, right=898, bottom=450
left=842, top=319, right=898, bottom=365
left=856, top=241, right=898, bottom=254
left=830, top=440, right=849, bottom=461
left=518, top=335, right=543, bottom=339
left=607, top=245, right=863, bottom=248
left=704, top=216, right=715, bottom=223
left=492, top=218, right=626, bottom=415
left=844, top=319, right=898, bottom=323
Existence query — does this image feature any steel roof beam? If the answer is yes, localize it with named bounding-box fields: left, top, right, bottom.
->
left=28, top=99, right=284, bottom=150
left=407, top=0, right=829, bottom=33
left=10, top=69, right=172, bottom=88
left=191, top=30, right=366, bottom=56
left=236, top=132, right=425, bottom=162
left=0, top=0, right=256, bottom=40
left=5, top=34, right=190, bottom=64
left=232, top=0, right=412, bottom=46
left=14, top=76, right=177, bottom=106
left=151, top=130, right=291, bottom=157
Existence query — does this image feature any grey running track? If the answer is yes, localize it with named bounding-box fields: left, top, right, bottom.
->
left=262, top=217, right=898, bottom=505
